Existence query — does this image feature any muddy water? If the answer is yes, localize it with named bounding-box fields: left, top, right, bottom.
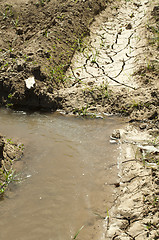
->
left=0, top=109, right=123, bottom=240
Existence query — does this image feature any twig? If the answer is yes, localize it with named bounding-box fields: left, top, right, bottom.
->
left=123, top=174, right=151, bottom=183
left=108, top=158, right=138, bottom=168
left=106, top=74, right=136, bottom=90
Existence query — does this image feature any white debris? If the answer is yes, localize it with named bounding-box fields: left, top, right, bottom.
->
left=109, top=139, right=118, bottom=144
left=145, top=162, right=158, bottom=168
left=138, top=145, right=159, bottom=153
left=25, top=76, right=35, bottom=89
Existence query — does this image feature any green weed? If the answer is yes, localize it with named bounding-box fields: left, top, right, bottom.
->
left=0, top=168, right=16, bottom=195
left=49, top=64, right=66, bottom=83
left=35, top=0, right=50, bottom=6
left=130, top=100, right=143, bottom=109
left=90, top=50, right=99, bottom=64
left=8, top=93, right=12, bottom=99
left=73, top=105, right=89, bottom=116
left=97, top=83, right=110, bottom=99
left=6, top=138, right=14, bottom=144
left=18, top=144, right=24, bottom=151
left=148, top=136, right=159, bottom=146
left=73, top=225, right=85, bottom=239
left=6, top=103, right=13, bottom=108
left=12, top=17, right=19, bottom=28
left=44, top=29, right=48, bottom=37
left=57, top=14, right=65, bottom=20
left=2, top=5, right=14, bottom=20
left=152, top=196, right=159, bottom=207
left=145, top=221, right=152, bottom=230
left=147, top=24, right=159, bottom=48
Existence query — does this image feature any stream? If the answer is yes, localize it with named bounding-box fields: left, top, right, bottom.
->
left=0, top=0, right=156, bottom=238
left=0, top=109, right=123, bottom=240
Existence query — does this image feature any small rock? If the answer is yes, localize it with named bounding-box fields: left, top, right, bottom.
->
left=126, top=23, right=132, bottom=29
left=152, top=6, right=159, bottom=18
left=148, top=129, right=159, bottom=136
left=133, top=2, right=142, bottom=8
left=16, top=28, right=23, bottom=35
left=139, top=123, right=147, bottom=130
left=87, top=81, right=94, bottom=86
left=114, top=182, right=120, bottom=187
left=151, top=91, right=158, bottom=98
left=68, top=19, right=72, bottom=24
left=129, top=13, right=135, bottom=18
left=112, top=129, right=121, bottom=139
left=110, top=139, right=118, bottom=144
left=17, top=59, right=25, bottom=71
left=88, top=106, right=97, bottom=111
left=10, top=52, right=16, bottom=58
left=148, top=111, right=158, bottom=120
left=139, top=145, right=159, bottom=153
left=26, top=56, right=34, bottom=62
left=31, top=65, right=40, bottom=73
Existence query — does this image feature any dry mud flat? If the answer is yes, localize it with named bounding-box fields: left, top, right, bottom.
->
left=61, top=0, right=159, bottom=124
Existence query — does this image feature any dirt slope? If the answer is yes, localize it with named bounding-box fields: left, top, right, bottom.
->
left=0, top=0, right=107, bottom=109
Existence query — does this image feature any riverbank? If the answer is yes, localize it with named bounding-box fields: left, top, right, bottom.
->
left=97, top=1, right=158, bottom=239
left=105, top=126, right=159, bottom=239
left=62, top=0, right=159, bottom=239
left=0, top=134, right=23, bottom=195
left=0, top=0, right=158, bottom=124
left=0, top=0, right=107, bottom=110
left=59, top=0, right=159, bottom=124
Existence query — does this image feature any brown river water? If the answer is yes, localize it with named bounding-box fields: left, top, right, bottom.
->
left=0, top=109, right=124, bottom=240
